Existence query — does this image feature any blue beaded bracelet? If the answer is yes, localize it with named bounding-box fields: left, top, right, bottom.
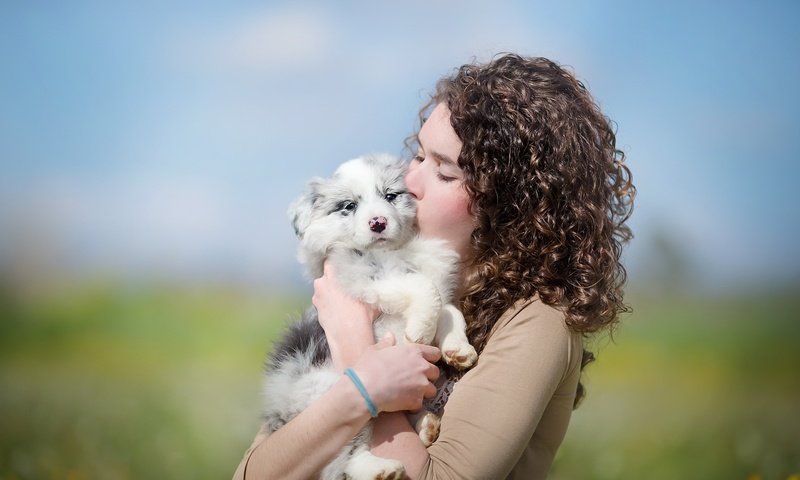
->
left=343, top=368, right=379, bottom=418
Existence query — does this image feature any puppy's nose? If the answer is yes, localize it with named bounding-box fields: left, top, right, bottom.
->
left=369, top=216, right=387, bottom=233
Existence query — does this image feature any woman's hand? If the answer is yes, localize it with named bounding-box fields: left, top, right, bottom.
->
left=352, top=333, right=442, bottom=413
left=313, top=261, right=379, bottom=337
left=313, top=261, right=380, bottom=370
left=314, top=260, right=441, bottom=412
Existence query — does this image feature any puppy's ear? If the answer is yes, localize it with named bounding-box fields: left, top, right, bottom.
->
left=288, top=177, right=323, bottom=238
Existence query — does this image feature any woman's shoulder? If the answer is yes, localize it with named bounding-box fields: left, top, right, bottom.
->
left=490, top=295, right=572, bottom=339
left=485, top=295, right=582, bottom=372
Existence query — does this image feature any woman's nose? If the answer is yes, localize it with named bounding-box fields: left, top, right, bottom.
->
left=404, top=167, right=421, bottom=199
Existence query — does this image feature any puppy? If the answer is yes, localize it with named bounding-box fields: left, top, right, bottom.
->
left=262, top=153, right=477, bottom=480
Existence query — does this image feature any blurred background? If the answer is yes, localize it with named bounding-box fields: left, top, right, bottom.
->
left=1, top=1, right=798, bottom=479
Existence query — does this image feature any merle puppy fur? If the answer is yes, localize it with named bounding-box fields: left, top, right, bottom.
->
left=262, top=154, right=476, bottom=480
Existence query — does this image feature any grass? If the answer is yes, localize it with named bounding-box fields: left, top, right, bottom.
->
left=0, top=281, right=304, bottom=480
left=552, top=292, right=800, bottom=480
left=0, top=281, right=798, bottom=479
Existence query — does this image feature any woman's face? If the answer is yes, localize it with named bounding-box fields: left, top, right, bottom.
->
left=405, top=103, right=475, bottom=260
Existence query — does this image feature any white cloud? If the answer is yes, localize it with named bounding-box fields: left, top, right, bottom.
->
left=0, top=175, right=299, bottom=285
left=166, top=5, right=335, bottom=75
left=223, top=6, right=333, bottom=72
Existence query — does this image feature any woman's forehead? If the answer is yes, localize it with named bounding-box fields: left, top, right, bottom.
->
left=418, top=103, right=462, bottom=161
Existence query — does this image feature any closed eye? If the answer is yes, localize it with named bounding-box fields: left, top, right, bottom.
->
left=413, top=152, right=457, bottom=183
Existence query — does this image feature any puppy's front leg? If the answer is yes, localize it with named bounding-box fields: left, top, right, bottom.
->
left=399, top=276, right=442, bottom=345
left=407, top=409, right=441, bottom=447
left=368, top=275, right=441, bottom=345
left=345, top=449, right=406, bottom=480
left=435, top=304, right=478, bottom=369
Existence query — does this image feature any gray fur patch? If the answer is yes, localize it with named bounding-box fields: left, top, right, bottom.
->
left=265, top=307, right=331, bottom=372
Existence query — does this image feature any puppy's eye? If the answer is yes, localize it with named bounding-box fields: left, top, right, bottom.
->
left=384, top=192, right=398, bottom=202
left=331, top=200, right=358, bottom=215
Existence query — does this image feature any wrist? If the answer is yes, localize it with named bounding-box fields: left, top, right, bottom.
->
left=334, top=373, right=376, bottom=424
left=327, top=329, right=375, bottom=372
left=343, top=368, right=379, bottom=417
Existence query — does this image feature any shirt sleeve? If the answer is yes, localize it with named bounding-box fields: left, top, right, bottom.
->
left=419, top=300, right=574, bottom=480
left=232, top=428, right=268, bottom=480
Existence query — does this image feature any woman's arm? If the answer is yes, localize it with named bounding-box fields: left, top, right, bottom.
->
left=313, top=263, right=442, bottom=411
left=373, top=300, right=579, bottom=480
left=237, top=373, right=373, bottom=479
left=370, top=412, right=430, bottom=477
left=234, top=335, right=440, bottom=480
left=312, top=262, right=437, bottom=477
left=235, top=262, right=441, bottom=479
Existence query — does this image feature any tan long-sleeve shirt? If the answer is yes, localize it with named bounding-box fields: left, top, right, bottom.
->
left=234, top=296, right=582, bottom=479
left=419, top=297, right=582, bottom=479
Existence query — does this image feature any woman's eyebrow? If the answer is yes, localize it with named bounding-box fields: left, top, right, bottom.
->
left=417, top=137, right=457, bottom=165
left=431, top=150, right=457, bottom=166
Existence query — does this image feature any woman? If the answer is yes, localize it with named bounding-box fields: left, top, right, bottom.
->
left=234, top=53, right=634, bottom=479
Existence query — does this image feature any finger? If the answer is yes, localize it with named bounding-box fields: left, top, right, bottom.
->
left=425, top=364, right=440, bottom=381
left=422, top=382, right=437, bottom=399
left=417, top=344, right=442, bottom=363
left=374, top=332, right=396, bottom=350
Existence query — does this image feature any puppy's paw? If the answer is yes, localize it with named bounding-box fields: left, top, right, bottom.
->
left=370, top=459, right=406, bottom=480
left=368, top=458, right=406, bottom=480
left=415, top=411, right=441, bottom=447
left=404, top=323, right=436, bottom=345
left=347, top=453, right=405, bottom=480
left=442, top=341, right=478, bottom=369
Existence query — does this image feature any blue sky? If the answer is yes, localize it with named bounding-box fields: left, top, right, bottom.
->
left=1, top=1, right=798, bottom=292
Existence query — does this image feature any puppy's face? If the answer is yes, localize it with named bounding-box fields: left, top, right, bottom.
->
left=289, top=154, right=416, bottom=258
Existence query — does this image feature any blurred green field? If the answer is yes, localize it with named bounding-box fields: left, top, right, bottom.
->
left=1, top=282, right=798, bottom=479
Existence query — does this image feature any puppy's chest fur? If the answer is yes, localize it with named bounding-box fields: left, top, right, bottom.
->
left=340, top=248, right=417, bottom=281
left=328, top=237, right=458, bottom=304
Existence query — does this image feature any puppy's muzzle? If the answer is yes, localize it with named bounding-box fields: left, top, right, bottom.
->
left=369, top=216, right=388, bottom=233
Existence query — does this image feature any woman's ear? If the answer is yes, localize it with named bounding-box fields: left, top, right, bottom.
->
left=288, top=177, right=324, bottom=238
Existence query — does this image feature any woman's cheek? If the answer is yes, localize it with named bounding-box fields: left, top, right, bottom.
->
left=444, top=186, right=472, bottom=224
left=420, top=188, right=472, bottom=240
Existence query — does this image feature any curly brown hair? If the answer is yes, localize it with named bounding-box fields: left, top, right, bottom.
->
left=411, top=54, right=635, bottom=407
